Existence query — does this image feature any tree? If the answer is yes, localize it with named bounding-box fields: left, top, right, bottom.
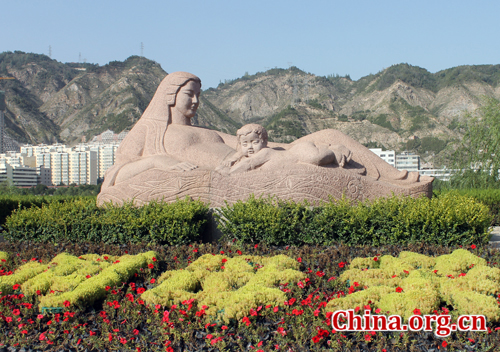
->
left=450, top=97, right=500, bottom=188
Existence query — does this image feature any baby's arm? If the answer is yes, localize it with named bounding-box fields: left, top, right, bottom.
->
left=230, top=148, right=273, bottom=173
left=215, top=151, right=243, bottom=174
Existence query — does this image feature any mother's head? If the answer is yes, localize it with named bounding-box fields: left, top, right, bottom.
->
left=142, top=71, right=201, bottom=122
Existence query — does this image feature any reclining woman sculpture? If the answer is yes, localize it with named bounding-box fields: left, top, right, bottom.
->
left=98, top=72, right=431, bottom=206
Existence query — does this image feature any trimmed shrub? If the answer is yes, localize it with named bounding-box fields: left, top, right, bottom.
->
left=215, top=195, right=316, bottom=246
left=38, top=251, right=157, bottom=310
left=435, top=189, right=500, bottom=225
left=141, top=254, right=306, bottom=323
left=217, top=193, right=492, bottom=247
left=4, top=197, right=209, bottom=245
left=0, top=195, right=79, bottom=227
left=330, top=250, right=500, bottom=322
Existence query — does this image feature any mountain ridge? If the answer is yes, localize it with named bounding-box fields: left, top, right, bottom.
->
left=1, top=51, right=499, bottom=167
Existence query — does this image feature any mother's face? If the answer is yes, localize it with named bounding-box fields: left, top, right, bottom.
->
left=173, top=80, right=201, bottom=118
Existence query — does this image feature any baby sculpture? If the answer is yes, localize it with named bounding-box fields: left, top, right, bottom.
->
left=97, top=72, right=432, bottom=207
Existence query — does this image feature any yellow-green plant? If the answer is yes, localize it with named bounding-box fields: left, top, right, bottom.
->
left=142, top=254, right=305, bottom=323
left=327, top=249, right=500, bottom=322
left=38, top=251, right=157, bottom=310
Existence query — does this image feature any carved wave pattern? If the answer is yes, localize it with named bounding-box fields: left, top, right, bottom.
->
left=97, top=166, right=430, bottom=207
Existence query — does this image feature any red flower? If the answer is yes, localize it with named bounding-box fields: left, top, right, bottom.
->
left=338, top=262, right=346, bottom=268
left=137, top=288, right=146, bottom=294
left=152, top=257, right=157, bottom=261
left=193, top=249, right=198, bottom=253
left=442, top=341, right=448, bottom=347
left=105, top=286, right=111, bottom=291
left=413, top=308, right=421, bottom=315
left=12, top=309, right=20, bottom=316
left=150, top=278, right=156, bottom=284
left=63, top=300, right=70, bottom=307
left=395, top=287, right=403, bottom=293
left=221, top=325, right=228, bottom=330
left=316, top=271, right=325, bottom=277
left=220, top=251, right=225, bottom=255
left=254, top=244, right=258, bottom=249
left=12, top=284, right=20, bottom=290
left=236, top=250, right=242, bottom=255
left=36, top=290, right=41, bottom=295
left=133, top=329, right=139, bottom=335
left=148, top=264, right=154, bottom=269
left=471, top=244, right=476, bottom=249
left=364, top=334, right=371, bottom=342
left=297, top=257, right=302, bottom=263
left=373, top=257, right=378, bottom=261
left=99, top=311, right=107, bottom=318
left=297, top=281, right=304, bottom=288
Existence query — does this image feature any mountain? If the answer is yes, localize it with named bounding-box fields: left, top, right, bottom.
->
left=199, top=64, right=500, bottom=166
left=0, top=52, right=166, bottom=145
left=1, top=52, right=500, bottom=167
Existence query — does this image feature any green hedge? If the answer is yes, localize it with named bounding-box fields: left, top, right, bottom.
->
left=3, top=193, right=493, bottom=247
left=434, top=189, right=500, bottom=226
left=4, top=197, right=208, bottom=245
left=216, top=193, right=492, bottom=247
left=0, top=195, right=81, bottom=227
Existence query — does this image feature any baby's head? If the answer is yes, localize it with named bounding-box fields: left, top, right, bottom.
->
left=236, top=124, right=268, bottom=156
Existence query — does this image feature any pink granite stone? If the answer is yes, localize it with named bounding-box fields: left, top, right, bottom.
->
left=97, top=72, right=432, bottom=207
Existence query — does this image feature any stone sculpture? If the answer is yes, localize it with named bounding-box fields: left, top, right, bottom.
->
left=97, top=72, right=433, bottom=207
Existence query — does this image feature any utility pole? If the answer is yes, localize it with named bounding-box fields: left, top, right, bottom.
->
left=49, top=45, right=52, bottom=58
left=141, top=42, right=144, bottom=57
left=79, top=52, right=82, bottom=63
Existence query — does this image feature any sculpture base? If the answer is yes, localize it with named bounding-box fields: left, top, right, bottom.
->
left=97, top=165, right=433, bottom=207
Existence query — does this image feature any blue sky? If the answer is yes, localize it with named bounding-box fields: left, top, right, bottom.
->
left=3, top=0, right=500, bottom=88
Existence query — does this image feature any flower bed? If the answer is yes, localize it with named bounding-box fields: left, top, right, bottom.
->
left=0, top=241, right=499, bottom=351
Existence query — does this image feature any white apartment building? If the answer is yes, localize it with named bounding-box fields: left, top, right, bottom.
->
left=0, top=159, right=38, bottom=187
left=50, top=152, right=70, bottom=185
left=17, top=130, right=127, bottom=186
left=419, top=168, right=456, bottom=181
left=396, top=152, right=420, bottom=172
left=86, top=143, right=119, bottom=179
left=369, top=148, right=396, bottom=167
left=69, top=148, right=98, bottom=185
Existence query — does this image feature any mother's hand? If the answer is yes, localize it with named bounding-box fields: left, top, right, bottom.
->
left=170, top=161, right=199, bottom=172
